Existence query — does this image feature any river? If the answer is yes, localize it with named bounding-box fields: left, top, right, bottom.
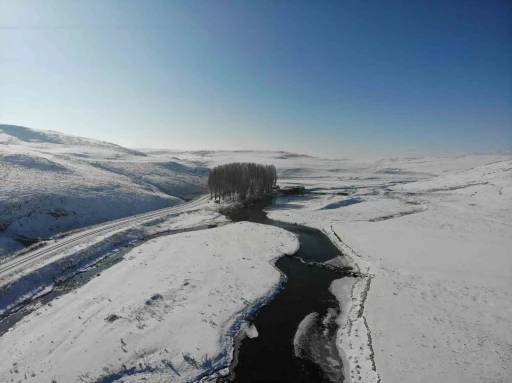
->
left=0, top=197, right=350, bottom=382
left=223, top=197, right=350, bottom=382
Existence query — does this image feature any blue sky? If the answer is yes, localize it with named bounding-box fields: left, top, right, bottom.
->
left=1, top=0, right=511, bottom=158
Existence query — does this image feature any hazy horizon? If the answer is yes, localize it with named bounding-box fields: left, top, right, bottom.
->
left=4, top=123, right=512, bottom=161
left=2, top=0, right=511, bottom=158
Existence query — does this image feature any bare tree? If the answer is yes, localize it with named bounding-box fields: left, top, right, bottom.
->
left=208, top=162, right=277, bottom=201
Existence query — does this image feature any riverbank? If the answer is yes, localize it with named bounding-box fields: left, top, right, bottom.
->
left=266, top=159, right=512, bottom=382
left=2, top=152, right=510, bottom=382
left=224, top=198, right=350, bottom=382
left=1, top=196, right=354, bottom=383
left=0, top=222, right=299, bottom=382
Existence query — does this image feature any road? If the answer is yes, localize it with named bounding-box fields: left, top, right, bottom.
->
left=0, top=195, right=209, bottom=281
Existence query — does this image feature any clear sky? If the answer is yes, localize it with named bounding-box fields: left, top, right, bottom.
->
left=1, top=0, right=511, bottom=158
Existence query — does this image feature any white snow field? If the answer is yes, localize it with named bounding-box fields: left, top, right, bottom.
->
left=1, top=124, right=511, bottom=382
left=0, top=125, right=207, bottom=258
left=0, top=195, right=227, bottom=319
left=266, top=157, right=512, bottom=383
left=0, top=222, right=299, bottom=382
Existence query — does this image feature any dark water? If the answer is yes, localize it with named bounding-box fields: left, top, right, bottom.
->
left=225, top=197, right=348, bottom=383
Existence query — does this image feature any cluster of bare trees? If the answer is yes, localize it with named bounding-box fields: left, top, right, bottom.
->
left=208, top=162, right=277, bottom=201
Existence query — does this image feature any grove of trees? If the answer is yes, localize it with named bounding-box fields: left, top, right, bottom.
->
left=208, top=162, right=277, bottom=201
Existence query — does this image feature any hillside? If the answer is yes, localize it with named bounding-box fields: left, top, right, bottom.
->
left=0, top=125, right=207, bottom=257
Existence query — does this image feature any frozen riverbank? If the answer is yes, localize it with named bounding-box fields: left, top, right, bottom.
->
left=2, top=142, right=510, bottom=382
left=225, top=198, right=351, bottom=382
left=266, top=159, right=512, bottom=382
left=0, top=222, right=299, bottom=382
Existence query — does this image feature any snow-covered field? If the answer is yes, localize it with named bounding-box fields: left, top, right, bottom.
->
left=266, top=156, right=512, bottom=383
left=0, top=196, right=227, bottom=319
left=0, top=223, right=299, bottom=382
left=2, top=124, right=511, bottom=382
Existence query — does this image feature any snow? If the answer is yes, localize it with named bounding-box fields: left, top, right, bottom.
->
left=2, top=124, right=512, bottom=382
left=339, top=161, right=512, bottom=383
left=266, top=157, right=512, bottom=383
left=294, top=312, right=320, bottom=357
left=0, top=125, right=207, bottom=258
left=148, top=149, right=511, bottom=186
left=0, top=222, right=299, bottom=382
left=240, top=322, right=259, bottom=339
left=0, top=200, right=227, bottom=319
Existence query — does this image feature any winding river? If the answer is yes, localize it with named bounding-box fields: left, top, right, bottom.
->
left=0, top=196, right=351, bottom=382
left=224, top=197, right=350, bottom=382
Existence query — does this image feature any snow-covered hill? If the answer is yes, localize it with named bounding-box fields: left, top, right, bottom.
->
left=141, top=149, right=346, bottom=179
left=0, top=125, right=207, bottom=257
left=143, top=149, right=512, bottom=183
left=1, top=130, right=511, bottom=382
left=2, top=125, right=508, bottom=259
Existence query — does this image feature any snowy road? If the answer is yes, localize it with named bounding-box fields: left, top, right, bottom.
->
left=0, top=196, right=209, bottom=281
